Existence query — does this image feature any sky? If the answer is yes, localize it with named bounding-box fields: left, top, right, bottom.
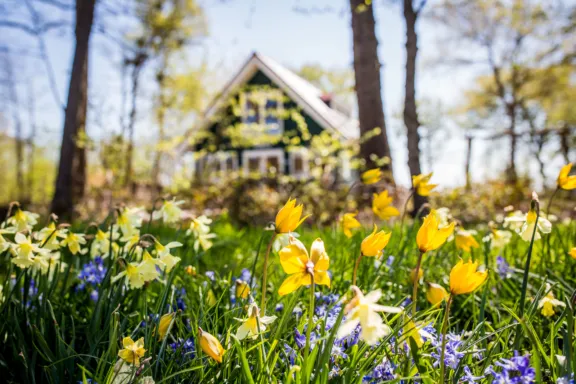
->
left=1, top=0, right=565, bottom=189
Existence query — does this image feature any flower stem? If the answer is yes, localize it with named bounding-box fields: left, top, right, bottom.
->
left=518, top=204, right=539, bottom=319
left=260, top=232, right=277, bottom=310
left=398, top=191, right=415, bottom=245
left=411, top=251, right=424, bottom=315
left=545, top=187, right=558, bottom=218
left=303, top=281, right=315, bottom=381
left=352, top=253, right=363, bottom=287
left=439, top=294, right=453, bottom=384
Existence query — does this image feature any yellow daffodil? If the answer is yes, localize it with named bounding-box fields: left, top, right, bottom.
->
left=157, top=313, right=175, bottom=340
left=361, top=168, right=383, bottom=185
left=412, top=173, right=437, bottom=196
left=557, top=163, right=576, bottom=190
left=61, top=232, right=87, bottom=255
left=186, top=216, right=216, bottom=251
left=416, top=210, right=455, bottom=253
left=372, top=190, right=400, bottom=220
left=361, top=225, right=392, bottom=257
left=154, top=241, right=182, bottom=272
left=538, top=284, right=565, bottom=317
left=342, top=212, right=361, bottom=238
left=409, top=267, right=423, bottom=284
left=10, top=233, right=45, bottom=268
left=234, top=303, right=277, bottom=340
left=455, top=229, right=479, bottom=252
left=337, top=286, right=402, bottom=346
left=427, top=283, right=449, bottom=306
left=483, top=229, right=512, bottom=249
left=505, top=209, right=551, bottom=241
left=112, top=262, right=146, bottom=289
left=275, top=198, right=310, bottom=233
left=8, top=208, right=39, bottom=232
left=118, top=337, right=146, bottom=365
left=90, top=227, right=119, bottom=258
left=117, top=207, right=144, bottom=236
left=152, top=198, right=184, bottom=224
left=235, top=279, right=250, bottom=299
left=198, top=327, right=225, bottom=363
left=138, top=251, right=161, bottom=281
left=278, top=236, right=330, bottom=296
left=449, top=259, right=488, bottom=295
left=34, top=222, right=67, bottom=251
left=569, top=247, right=576, bottom=260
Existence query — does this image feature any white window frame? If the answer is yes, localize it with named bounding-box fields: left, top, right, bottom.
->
left=242, top=148, right=284, bottom=176
left=240, top=89, right=284, bottom=137
left=339, top=150, right=353, bottom=182
left=205, top=151, right=238, bottom=182
left=288, top=148, right=309, bottom=179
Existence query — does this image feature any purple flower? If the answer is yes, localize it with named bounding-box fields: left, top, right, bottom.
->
left=431, top=333, right=465, bottom=370
left=283, top=343, right=297, bottom=365
left=77, top=257, right=107, bottom=290
left=331, top=340, right=348, bottom=361
left=496, top=256, right=512, bottom=279
left=90, top=290, right=99, bottom=302
left=487, top=351, right=536, bottom=383
left=461, top=366, right=484, bottom=383
left=170, top=338, right=195, bottom=361
left=205, top=271, right=215, bottom=281
left=363, top=358, right=396, bottom=383
left=294, top=328, right=317, bottom=350
left=275, top=303, right=284, bottom=312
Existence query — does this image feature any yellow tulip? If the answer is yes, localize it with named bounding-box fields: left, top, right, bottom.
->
left=416, top=210, right=455, bottom=253
left=569, top=247, right=576, bottom=260
left=235, top=279, right=250, bottom=299
left=361, top=168, right=383, bottom=185
left=118, top=336, right=146, bottom=365
left=455, top=229, right=480, bottom=252
left=412, top=173, right=437, bottom=196
left=275, top=198, right=310, bottom=233
left=426, top=283, right=449, bottom=306
left=361, top=225, right=392, bottom=257
left=409, top=267, right=424, bottom=284
left=198, top=327, right=225, bottom=363
left=372, top=190, right=400, bottom=220
left=557, top=163, right=576, bottom=190
left=449, top=259, right=488, bottom=295
left=278, top=237, right=330, bottom=296
left=342, top=212, right=361, bottom=238
left=157, top=313, right=175, bottom=341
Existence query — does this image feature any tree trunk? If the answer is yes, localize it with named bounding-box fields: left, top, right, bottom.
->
left=464, top=134, right=473, bottom=191
left=125, top=56, right=145, bottom=188
left=349, top=0, right=394, bottom=183
left=506, top=105, right=518, bottom=184
left=51, top=0, right=96, bottom=218
left=402, top=0, right=426, bottom=214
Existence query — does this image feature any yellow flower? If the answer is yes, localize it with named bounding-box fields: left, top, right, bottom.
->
left=138, top=251, right=161, bottom=281
left=372, top=191, right=400, bottom=220
left=557, top=163, right=576, bottom=190
left=361, top=168, right=383, bottom=185
left=484, top=229, right=512, bottom=249
left=235, top=279, right=250, bottom=299
left=152, top=198, right=184, bottom=224
left=342, top=212, right=361, bottom=238
left=538, top=284, right=565, bottom=317
left=8, top=208, right=39, bottom=232
left=409, top=267, right=423, bottom=284
left=185, top=265, right=196, bottom=275
left=505, top=209, right=552, bottom=241
left=416, top=210, right=455, bottom=253
left=112, top=262, right=146, bottom=289
left=154, top=241, right=182, bottom=272
left=337, top=286, right=402, bottom=346
left=35, top=222, right=67, bottom=251
left=198, top=327, right=225, bottom=363
left=118, top=337, right=146, bottom=365
left=275, top=198, right=310, bottom=233
left=449, top=259, right=488, bottom=295
left=278, top=236, right=330, bottom=296
left=235, top=303, right=277, bottom=340
left=157, top=313, right=175, bottom=340
left=361, top=225, right=392, bottom=257
left=455, top=229, right=479, bottom=252
left=569, top=247, right=576, bottom=260
left=10, top=233, right=43, bottom=268
left=117, top=207, right=144, bottom=236
left=412, top=173, right=437, bottom=196
left=61, top=232, right=87, bottom=255
left=426, top=283, right=449, bottom=306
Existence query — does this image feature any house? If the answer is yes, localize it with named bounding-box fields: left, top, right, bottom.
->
left=181, top=52, right=359, bottom=183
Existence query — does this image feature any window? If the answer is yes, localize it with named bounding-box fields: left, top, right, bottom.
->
left=241, top=90, right=283, bottom=138
left=289, top=148, right=309, bottom=179
left=204, top=152, right=238, bottom=182
left=243, top=149, right=284, bottom=176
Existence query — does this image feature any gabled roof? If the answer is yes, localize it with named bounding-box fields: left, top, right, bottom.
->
left=197, top=52, right=359, bottom=140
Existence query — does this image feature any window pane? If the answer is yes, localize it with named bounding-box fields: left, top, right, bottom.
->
left=266, top=156, right=279, bottom=173
left=245, top=99, right=260, bottom=123
left=226, top=157, right=234, bottom=171
left=248, top=157, right=260, bottom=172
left=294, top=155, right=304, bottom=173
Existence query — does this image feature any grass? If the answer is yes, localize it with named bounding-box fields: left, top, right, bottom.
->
left=0, top=202, right=575, bottom=383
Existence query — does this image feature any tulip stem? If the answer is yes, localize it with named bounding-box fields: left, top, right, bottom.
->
left=439, top=294, right=453, bottom=384
left=352, top=253, right=363, bottom=287
left=412, top=251, right=424, bottom=315
left=303, top=281, right=315, bottom=382
left=260, top=232, right=277, bottom=311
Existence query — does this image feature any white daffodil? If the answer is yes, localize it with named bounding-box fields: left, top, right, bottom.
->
left=0, top=233, right=11, bottom=253
left=235, top=303, right=277, bottom=340
left=538, top=284, right=565, bottom=317
left=155, top=241, right=182, bottom=272
left=187, top=216, right=216, bottom=251
left=503, top=210, right=526, bottom=231
left=505, top=209, right=551, bottom=241
left=8, top=208, right=39, bottom=232
left=482, top=229, right=512, bottom=249
left=10, top=233, right=45, bottom=268
left=435, top=208, right=452, bottom=228
left=117, top=207, right=144, bottom=236
left=61, top=232, right=87, bottom=255
left=337, top=286, right=403, bottom=346
left=90, top=227, right=120, bottom=258
left=138, top=250, right=161, bottom=281
left=152, top=199, right=184, bottom=224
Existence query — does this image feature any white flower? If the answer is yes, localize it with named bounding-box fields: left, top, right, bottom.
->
left=187, top=216, right=216, bottom=251
left=10, top=233, right=46, bottom=268
left=503, top=210, right=526, bottom=231
left=138, top=251, right=161, bottom=281
left=152, top=199, right=184, bottom=224
left=482, top=229, right=512, bottom=249
left=235, top=303, right=277, bottom=340
left=155, top=241, right=182, bottom=272
left=337, top=286, right=403, bottom=346
left=434, top=208, right=452, bottom=227
left=117, top=207, right=144, bottom=236
left=505, top=209, right=551, bottom=241
left=7, top=209, right=39, bottom=232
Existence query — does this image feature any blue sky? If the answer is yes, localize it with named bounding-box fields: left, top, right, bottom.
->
left=2, top=0, right=560, bottom=188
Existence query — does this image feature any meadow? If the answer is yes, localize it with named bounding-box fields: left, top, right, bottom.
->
left=0, top=167, right=575, bottom=384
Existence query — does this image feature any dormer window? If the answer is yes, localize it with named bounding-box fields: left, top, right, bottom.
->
left=240, top=90, right=283, bottom=137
